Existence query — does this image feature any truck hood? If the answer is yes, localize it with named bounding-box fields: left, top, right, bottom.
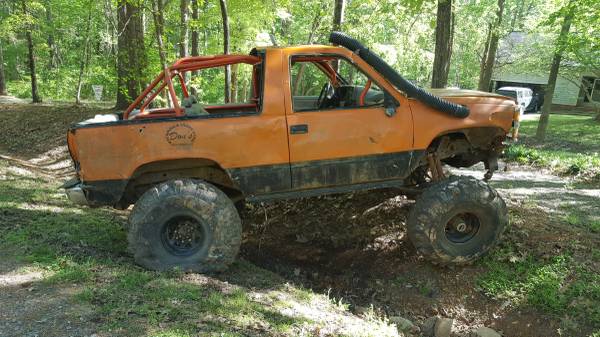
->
left=427, top=88, right=506, bottom=99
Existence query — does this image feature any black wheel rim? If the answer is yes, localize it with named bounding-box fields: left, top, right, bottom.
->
left=160, top=215, right=206, bottom=256
left=444, top=213, right=480, bottom=243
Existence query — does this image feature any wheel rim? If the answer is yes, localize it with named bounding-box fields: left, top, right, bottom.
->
left=160, top=215, right=206, bottom=256
left=444, top=213, right=480, bottom=243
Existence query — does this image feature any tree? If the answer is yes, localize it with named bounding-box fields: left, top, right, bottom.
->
left=191, top=0, right=200, bottom=58
left=477, top=0, right=505, bottom=92
left=431, top=0, right=454, bottom=88
left=151, top=0, right=167, bottom=71
left=22, top=0, right=41, bottom=103
left=75, top=1, right=93, bottom=104
left=332, top=0, right=345, bottom=71
left=535, top=2, right=575, bottom=140
left=332, top=0, right=345, bottom=32
left=44, top=1, right=59, bottom=69
left=115, top=0, right=147, bottom=109
left=0, top=39, right=6, bottom=96
left=179, top=0, right=189, bottom=82
left=219, top=0, right=230, bottom=103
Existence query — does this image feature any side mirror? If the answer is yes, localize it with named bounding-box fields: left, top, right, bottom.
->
left=384, top=92, right=399, bottom=117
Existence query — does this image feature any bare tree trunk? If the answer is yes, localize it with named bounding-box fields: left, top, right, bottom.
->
left=150, top=0, right=171, bottom=105
left=179, top=0, right=189, bottom=82
left=536, top=3, right=574, bottom=140
left=45, top=3, right=60, bottom=69
left=230, top=63, right=238, bottom=102
left=431, top=0, right=454, bottom=88
left=0, top=40, right=7, bottom=96
left=332, top=0, right=345, bottom=72
left=23, top=1, right=41, bottom=103
left=477, top=0, right=505, bottom=92
left=115, top=0, right=147, bottom=109
left=191, top=0, right=199, bottom=58
left=76, top=3, right=93, bottom=104
left=151, top=0, right=167, bottom=71
left=332, top=0, right=345, bottom=32
left=219, top=0, right=230, bottom=103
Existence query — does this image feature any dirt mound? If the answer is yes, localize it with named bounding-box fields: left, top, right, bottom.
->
left=0, top=103, right=111, bottom=159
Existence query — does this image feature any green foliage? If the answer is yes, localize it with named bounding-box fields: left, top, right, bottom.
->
left=479, top=252, right=600, bottom=326
left=505, top=114, right=600, bottom=180
left=3, top=0, right=592, bottom=104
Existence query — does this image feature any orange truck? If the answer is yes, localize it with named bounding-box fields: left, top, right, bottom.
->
left=64, top=33, right=519, bottom=272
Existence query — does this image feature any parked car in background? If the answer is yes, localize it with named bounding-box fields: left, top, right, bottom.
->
left=496, top=86, right=538, bottom=114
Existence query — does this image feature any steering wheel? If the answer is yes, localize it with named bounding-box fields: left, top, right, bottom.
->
left=316, top=81, right=335, bottom=109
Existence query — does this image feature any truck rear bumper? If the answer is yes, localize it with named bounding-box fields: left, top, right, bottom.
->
left=62, top=177, right=88, bottom=205
left=65, top=184, right=89, bottom=206
left=62, top=177, right=128, bottom=207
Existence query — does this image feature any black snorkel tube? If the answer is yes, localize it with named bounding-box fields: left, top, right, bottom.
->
left=329, top=31, right=470, bottom=118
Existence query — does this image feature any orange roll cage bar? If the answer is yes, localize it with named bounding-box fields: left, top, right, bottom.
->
left=124, top=55, right=261, bottom=120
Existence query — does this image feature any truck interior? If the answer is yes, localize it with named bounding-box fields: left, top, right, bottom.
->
left=123, top=54, right=264, bottom=120
left=290, top=55, right=385, bottom=112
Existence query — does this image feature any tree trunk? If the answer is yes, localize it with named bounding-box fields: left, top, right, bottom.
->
left=477, top=0, right=505, bottom=92
left=115, top=0, right=147, bottom=109
left=180, top=0, right=189, bottom=82
left=535, top=4, right=574, bottom=140
left=431, top=0, right=454, bottom=88
left=150, top=0, right=171, bottom=106
left=219, top=0, right=230, bottom=103
left=45, top=3, right=59, bottom=69
left=151, top=0, right=167, bottom=71
left=332, top=0, right=345, bottom=72
left=230, top=63, right=238, bottom=102
left=76, top=3, right=93, bottom=104
left=191, top=0, right=199, bottom=57
left=0, top=40, right=7, bottom=96
left=22, top=1, right=41, bottom=103
left=75, top=2, right=93, bottom=104
left=332, top=0, right=345, bottom=31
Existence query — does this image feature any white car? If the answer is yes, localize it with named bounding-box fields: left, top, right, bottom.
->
left=495, top=86, right=534, bottom=115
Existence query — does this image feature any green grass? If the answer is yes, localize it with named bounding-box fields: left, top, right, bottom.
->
left=0, top=161, right=398, bottom=337
left=478, top=242, right=600, bottom=328
left=506, top=114, right=600, bottom=180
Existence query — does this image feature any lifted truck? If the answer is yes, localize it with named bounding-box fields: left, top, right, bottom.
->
left=64, top=33, right=519, bottom=272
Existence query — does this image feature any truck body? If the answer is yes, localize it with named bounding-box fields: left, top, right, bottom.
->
left=65, top=45, right=516, bottom=209
left=63, top=33, right=518, bottom=271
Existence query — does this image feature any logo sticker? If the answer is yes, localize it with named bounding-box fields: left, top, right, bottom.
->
left=166, top=123, right=196, bottom=145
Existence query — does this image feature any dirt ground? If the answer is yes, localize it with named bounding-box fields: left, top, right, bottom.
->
left=1, top=102, right=599, bottom=337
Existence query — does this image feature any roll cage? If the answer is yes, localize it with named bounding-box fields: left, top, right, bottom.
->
left=123, top=54, right=262, bottom=120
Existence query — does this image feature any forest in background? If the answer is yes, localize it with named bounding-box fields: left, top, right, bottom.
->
left=0, top=0, right=597, bottom=122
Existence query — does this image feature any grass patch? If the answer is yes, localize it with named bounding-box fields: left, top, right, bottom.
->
left=506, top=114, right=600, bottom=180
left=478, top=250, right=600, bottom=327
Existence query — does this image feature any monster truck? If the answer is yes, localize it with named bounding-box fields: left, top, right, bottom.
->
left=63, top=32, right=520, bottom=272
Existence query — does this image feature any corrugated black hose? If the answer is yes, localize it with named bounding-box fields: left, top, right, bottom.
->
left=329, top=31, right=470, bottom=118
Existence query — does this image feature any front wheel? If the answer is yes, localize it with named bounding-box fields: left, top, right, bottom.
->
left=127, top=179, right=241, bottom=272
left=407, top=176, right=507, bottom=265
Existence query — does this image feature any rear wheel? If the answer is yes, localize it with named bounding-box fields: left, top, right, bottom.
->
left=407, top=176, right=507, bottom=264
left=128, top=179, right=241, bottom=272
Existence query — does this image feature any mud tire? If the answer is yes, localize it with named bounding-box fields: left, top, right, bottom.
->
left=407, top=176, right=507, bottom=265
left=127, top=179, right=241, bottom=272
